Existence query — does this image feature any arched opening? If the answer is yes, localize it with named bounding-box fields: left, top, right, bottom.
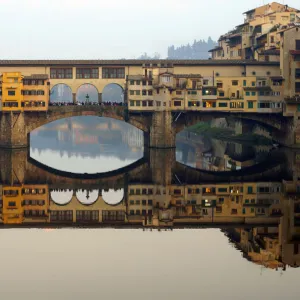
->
left=102, top=83, right=124, bottom=104
left=50, top=84, right=72, bottom=104
left=76, top=84, right=98, bottom=104
left=76, top=189, right=99, bottom=205
left=102, top=189, right=124, bottom=205
left=51, top=189, right=73, bottom=205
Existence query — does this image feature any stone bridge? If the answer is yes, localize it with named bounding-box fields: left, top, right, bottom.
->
left=0, top=105, right=298, bottom=149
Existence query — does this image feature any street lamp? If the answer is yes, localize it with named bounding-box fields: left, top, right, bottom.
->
left=85, top=94, right=90, bottom=105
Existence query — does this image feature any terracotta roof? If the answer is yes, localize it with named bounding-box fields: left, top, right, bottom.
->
left=23, top=74, right=49, bottom=80
left=208, top=46, right=223, bottom=53
left=0, top=59, right=280, bottom=66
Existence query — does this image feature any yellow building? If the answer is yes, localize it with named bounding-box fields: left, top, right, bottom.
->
left=0, top=72, right=23, bottom=112
left=127, top=71, right=202, bottom=111
left=22, top=74, right=50, bottom=111
left=209, top=2, right=300, bottom=61
left=2, top=186, right=23, bottom=224
left=0, top=72, right=50, bottom=112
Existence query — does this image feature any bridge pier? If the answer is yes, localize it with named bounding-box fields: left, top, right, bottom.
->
left=0, top=112, right=28, bottom=148
left=149, top=111, right=176, bottom=148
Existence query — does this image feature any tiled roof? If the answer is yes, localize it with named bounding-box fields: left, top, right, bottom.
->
left=0, top=59, right=280, bottom=66
left=208, top=46, right=223, bottom=53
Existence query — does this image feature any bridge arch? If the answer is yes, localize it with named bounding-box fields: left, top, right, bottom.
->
left=50, top=189, right=73, bottom=205
left=26, top=106, right=149, bottom=134
left=102, top=188, right=124, bottom=206
left=102, top=83, right=124, bottom=104
left=76, top=189, right=99, bottom=205
left=76, top=83, right=99, bottom=103
left=50, top=84, right=73, bottom=103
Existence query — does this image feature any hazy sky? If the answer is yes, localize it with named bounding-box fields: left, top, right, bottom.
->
left=0, top=0, right=299, bottom=59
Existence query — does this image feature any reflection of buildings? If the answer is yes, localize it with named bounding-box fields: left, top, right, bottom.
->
left=1, top=180, right=300, bottom=269
left=1, top=144, right=300, bottom=270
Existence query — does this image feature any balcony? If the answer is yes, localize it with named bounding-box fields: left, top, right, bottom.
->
left=285, top=96, right=300, bottom=104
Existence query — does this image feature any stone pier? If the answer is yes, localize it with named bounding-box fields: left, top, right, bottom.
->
left=0, top=112, right=28, bottom=148
left=149, top=111, right=176, bottom=148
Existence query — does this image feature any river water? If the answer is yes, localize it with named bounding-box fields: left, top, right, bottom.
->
left=0, top=116, right=299, bottom=300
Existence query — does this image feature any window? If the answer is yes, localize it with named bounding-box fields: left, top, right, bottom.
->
left=50, top=68, right=73, bottom=79
left=248, top=101, right=254, bottom=109
left=102, top=67, right=125, bottom=79
left=142, top=90, right=147, bottom=96
left=148, top=90, right=153, bottom=96
left=296, top=69, right=300, bottom=79
left=130, top=100, right=134, bottom=106
left=217, top=82, right=223, bottom=88
left=176, top=91, right=182, bottom=95
left=296, top=40, right=300, bottom=50
left=247, top=186, right=253, bottom=194
left=219, top=102, right=228, bottom=107
left=136, top=80, right=140, bottom=85
left=174, top=101, right=182, bottom=107
left=230, top=102, right=244, bottom=109
left=8, top=90, right=15, bottom=96
left=296, top=82, right=300, bottom=93
left=76, top=68, right=99, bottom=79
left=130, top=80, right=134, bottom=85
left=251, top=91, right=256, bottom=96
left=136, top=90, right=140, bottom=95
left=291, top=14, right=296, bottom=22
left=203, top=79, right=209, bottom=85
left=232, top=80, right=238, bottom=86
left=270, top=36, right=275, bottom=43
left=218, top=188, right=227, bottom=193
left=130, top=90, right=134, bottom=95
left=219, top=91, right=225, bottom=97
left=162, top=76, right=171, bottom=83
left=243, top=80, right=246, bottom=86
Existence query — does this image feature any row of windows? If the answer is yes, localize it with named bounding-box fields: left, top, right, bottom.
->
left=2, top=101, right=46, bottom=108
left=22, top=101, right=46, bottom=107
left=22, top=200, right=45, bottom=206
left=129, top=200, right=153, bottom=205
left=76, top=210, right=99, bottom=221
left=129, top=210, right=153, bottom=216
left=129, top=188, right=154, bottom=195
left=50, top=210, right=73, bottom=221
left=24, top=210, right=47, bottom=217
left=23, top=80, right=46, bottom=86
left=50, top=67, right=126, bottom=79
left=22, top=90, right=45, bottom=96
left=102, top=210, right=125, bottom=222
left=6, top=90, right=46, bottom=96
left=129, top=90, right=153, bottom=96
left=129, top=80, right=153, bottom=86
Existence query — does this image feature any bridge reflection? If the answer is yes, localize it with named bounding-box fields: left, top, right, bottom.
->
left=1, top=147, right=300, bottom=269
